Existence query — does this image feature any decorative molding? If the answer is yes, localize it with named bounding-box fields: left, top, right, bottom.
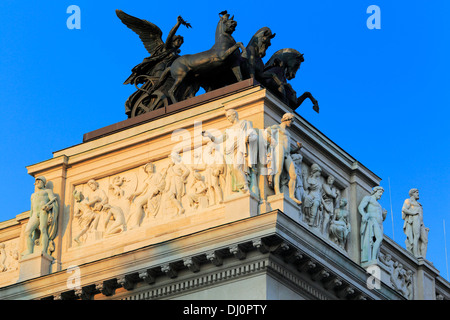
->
left=122, top=259, right=268, bottom=300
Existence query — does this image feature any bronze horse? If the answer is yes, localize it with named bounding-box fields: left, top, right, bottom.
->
left=160, top=11, right=247, bottom=103
left=262, top=48, right=319, bottom=112
left=244, top=27, right=276, bottom=80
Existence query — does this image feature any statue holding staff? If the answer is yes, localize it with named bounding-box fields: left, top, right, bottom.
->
left=23, top=176, right=59, bottom=256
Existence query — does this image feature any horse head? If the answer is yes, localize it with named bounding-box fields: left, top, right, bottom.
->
left=266, top=48, right=304, bottom=80
left=249, top=27, right=276, bottom=58
left=216, top=11, right=237, bottom=41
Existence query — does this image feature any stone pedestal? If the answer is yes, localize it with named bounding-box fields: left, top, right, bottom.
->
left=260, top=193, right=301, bottom=223
left=362, top=260, right=392, bottom=289
left=416, top=257, right=439, bottom=300
left=224, top=192, right=259, bottom=221
left=19, top=252, right=54, bottom=282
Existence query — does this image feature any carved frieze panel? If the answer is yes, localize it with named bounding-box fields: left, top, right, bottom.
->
left=379, top=252, right=414, bottom=299
left=70, top=150, right=231, bottom=247
left=0, top=239, right=20, bottom=274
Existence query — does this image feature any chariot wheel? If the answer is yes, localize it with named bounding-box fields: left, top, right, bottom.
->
left=130, top=76, right=169, bottom=117
left=130, top=91, right=168, bottom=117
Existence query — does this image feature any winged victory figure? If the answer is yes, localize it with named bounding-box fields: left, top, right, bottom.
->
left=116, top=9, right=192, bottom=117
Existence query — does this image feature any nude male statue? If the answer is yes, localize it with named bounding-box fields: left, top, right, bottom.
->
left=265, top=112, right=302, bottom=205
left=23, top=176, right=58, bottom=256
left=358, top=186, right=387, bottom=264
left=402, top=188, right=428, bottom=258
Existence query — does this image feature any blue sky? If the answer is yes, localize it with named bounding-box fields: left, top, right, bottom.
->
left=0, top=1, right=449, bottom=280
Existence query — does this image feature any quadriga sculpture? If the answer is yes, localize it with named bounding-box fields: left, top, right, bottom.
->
left=117, top=9, right=320, bottom=118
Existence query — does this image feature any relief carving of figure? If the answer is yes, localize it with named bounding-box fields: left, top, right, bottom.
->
left=204, top=141, right=226, bottom=206
left=73, top=179, right=108, bottom=244
left=405, top=270, right=414, bottom=299
left=265, top=113, right=303, bottom=205
left=0, top=243, right=6, bottom=272
left=329, top=198, right=351, bottom=249
left=321, top=175, right=339, bottom=236
left=127, top=162, right=166, bottom=229
left=0, top=242, right=19, bottom=272
left=102, top=204, right=127, bottom=236
left=302, top=163, right=323, bottom=228
left=187, top=171, right=208, bottom=209
left=109, top=176, right=129, bottom=198
left=402, top=188, right=428, bottom=258
left=203, top=109, right=258, bottom=196
left=165, top=152, right=190, bottom=215
left=379, top=253, right=414, bottom=299
left=391, top=262, right=410, bottom=298
left=192, top=141, right=226, bottom=206
left=22, top=176, right=59, bottom=256
left=358, top=186, right=387, bottom=264
left=291, top=152, right=305, bottom=208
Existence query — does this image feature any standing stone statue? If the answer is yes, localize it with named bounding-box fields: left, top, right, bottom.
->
left=358, top=186, right=387, bottom=264
left=302, top=163, right=323, bottom=228
left=321, top=175, right=339, bottom=235
left=402, top=188, right=428, bottom=258
left=265, top=113, right=303, bottom=205
left=22, top=176, right=59, bottom=256
left=203, top=109, right=258, bottom=196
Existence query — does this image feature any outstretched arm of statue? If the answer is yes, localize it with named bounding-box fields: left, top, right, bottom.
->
left=166, top=16, right=191, bottom=47
left=166, top=20, right=181, bottom=47
left=202, top=130, right=226, bottom=144
left=177, top=16, right=192, bottom=28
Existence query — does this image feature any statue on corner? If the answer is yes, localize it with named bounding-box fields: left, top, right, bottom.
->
left=22, top=176, right=59, bottom=257
left=264, top=112, right=303, bottom=205
left=402, top=188, right=428, bottom=258
left=358, top=186, right=387, bottom=264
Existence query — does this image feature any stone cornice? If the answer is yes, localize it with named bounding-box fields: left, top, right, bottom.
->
left=0, top=211, right=402, bottom=300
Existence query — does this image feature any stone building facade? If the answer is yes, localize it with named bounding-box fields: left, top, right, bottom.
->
left=0, top=80, right=449, bottom=300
